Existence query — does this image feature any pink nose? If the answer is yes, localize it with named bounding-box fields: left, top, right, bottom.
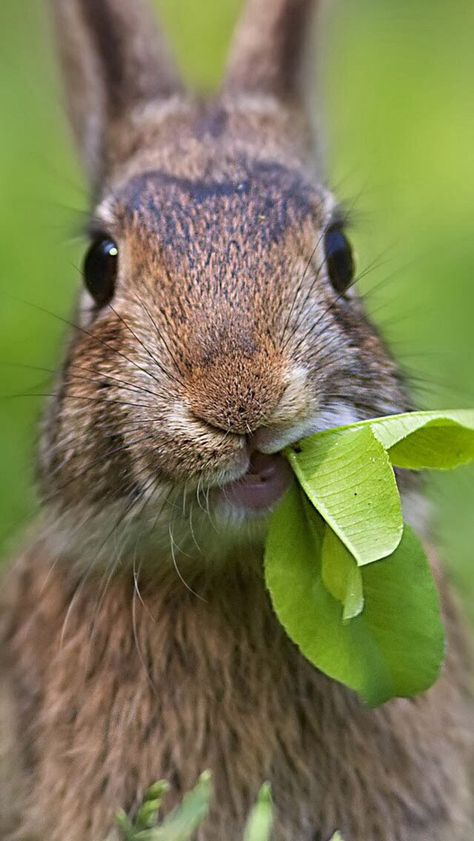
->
left=221, top=451, right=293, bottom=512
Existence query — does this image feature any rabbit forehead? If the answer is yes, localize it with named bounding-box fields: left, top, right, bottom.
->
left=110, top=159, right=326, bottom=264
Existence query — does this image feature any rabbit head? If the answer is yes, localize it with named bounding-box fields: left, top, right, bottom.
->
left=40, top=0, right=409, bottom=563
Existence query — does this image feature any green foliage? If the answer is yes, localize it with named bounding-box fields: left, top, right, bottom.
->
left=115, top=777, right=273, bottom=841
left=116, top=773, right=211, bottom=841
left=369, top=409, right=474, bottom=470
left=242, top=783, right=273, bottom=841
left=321, top=525, right=364, bottom=621
left=287, top=425, right=403, bottom=566
left=265, top=487, right=444, bottom=705
left=265, top=411, right=474, bottom=705
left=115, top=778, right=348, bottom=841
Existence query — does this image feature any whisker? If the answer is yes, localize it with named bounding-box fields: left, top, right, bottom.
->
left=0, top=360, right=166, bottom=403
left=2, top=391, right=152, bottom=411
left=149, top=485, right=177, bottom=539
left=285, top=253, right=327, bottom=345
left=168, top=519, right=205, bottom=601
left=195, top=474, right=208, bottom=515
left=107, top=302, right=184, bottom=390
left=132, top=293, right=187, bottom=386
left=287, top=254, right=378, bottom=360
left=402, top=371, right=474, bottom=405
left=75, top=465, right=175, bottom=657
left=58, top=519, right=107, bottom=651
left=187, top=494, right=203, bottom=556
left=1, top=293, right=173, bottom=394
left=131, top=562, right=160, bottom=698
left=280, top=231, right=326, bottom=349
left=86, top=471, right=162, bottom=645
left=41, top=430, right=162, bottom=504
left=132, top=559, right=149, bottom=616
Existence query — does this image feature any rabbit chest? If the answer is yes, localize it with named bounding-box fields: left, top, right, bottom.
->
left=2, top=542, right=472, bottom=841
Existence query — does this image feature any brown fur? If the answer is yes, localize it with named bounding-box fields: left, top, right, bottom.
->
left=1, top=0, right=473, bottom=838
left=1, top=545, right=473, bottom=841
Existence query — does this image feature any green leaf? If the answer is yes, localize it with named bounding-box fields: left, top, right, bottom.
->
left=265, top=487, right=445, bottom=706
left=243, top=783, right=273, bottom=841
left=153, top=772, right=211, bottom=841
left=137, top=782, right=169, bottom=830
left=118, top=773, right=212, bottom=841
left=286, top=425, right=403, bottom=566
left=366, top=409, right=474, bottom=469
left=116, top=811, right=135, bottom=841
left=294, top=409, right=474, bottom=471
left=321, top=526, right=364, bottom=621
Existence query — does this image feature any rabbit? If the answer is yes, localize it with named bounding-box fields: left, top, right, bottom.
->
left=0, top=0, right=473, bottom=839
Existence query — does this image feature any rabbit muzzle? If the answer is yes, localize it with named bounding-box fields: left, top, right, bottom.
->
left=217, top=450, right=293, bottom=513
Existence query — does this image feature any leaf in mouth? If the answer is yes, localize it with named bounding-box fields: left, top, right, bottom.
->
left=264, top=409, right=474, bottom=705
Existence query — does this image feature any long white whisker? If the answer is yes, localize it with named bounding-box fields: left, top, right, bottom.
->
left=168, top=521, right=205, bottom=602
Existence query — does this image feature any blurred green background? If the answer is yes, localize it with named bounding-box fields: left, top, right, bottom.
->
left=0, top=0, right=473, bottom=614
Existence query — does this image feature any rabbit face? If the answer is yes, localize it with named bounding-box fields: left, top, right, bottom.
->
left=38, top=103, right=407, bottom=561
left=40, top=0, right=409, bottom=562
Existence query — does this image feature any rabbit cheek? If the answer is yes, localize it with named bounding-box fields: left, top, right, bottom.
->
left=39, top=384, right=137, bottom=513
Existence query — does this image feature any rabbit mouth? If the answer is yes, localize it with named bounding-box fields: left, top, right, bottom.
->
left=217, top=451, right=293, bottom=514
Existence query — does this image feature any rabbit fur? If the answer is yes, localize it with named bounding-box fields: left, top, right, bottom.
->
left=1, top=1, right=473, bottom=839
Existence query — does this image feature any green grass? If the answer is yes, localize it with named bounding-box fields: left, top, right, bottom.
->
left=112, top=775, right=343, bottom=841
left=0, top=0, right=473, bottom=616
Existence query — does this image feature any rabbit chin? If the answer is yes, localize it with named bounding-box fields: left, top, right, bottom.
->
left=39, top=470, right=429, bottom=575
left=40, top=491, right=281, bottom=574
left=39, top=454, right=295, bottom=571
left=40, top=405, right=428, bottom=571
left=36, top=404, right=363, bottom=568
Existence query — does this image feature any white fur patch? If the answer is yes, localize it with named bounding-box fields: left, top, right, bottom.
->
left=256, top=402, right=362, bottom=454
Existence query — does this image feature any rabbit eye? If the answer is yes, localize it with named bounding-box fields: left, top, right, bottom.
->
left=324, top=225, right=355, bottom=294
left=83, top=237, right=119, bottom=306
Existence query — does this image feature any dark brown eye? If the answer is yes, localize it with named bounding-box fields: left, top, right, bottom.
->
left=324, top=225, right=355, bottom=294
left=83, top=237, right=119, bottom=306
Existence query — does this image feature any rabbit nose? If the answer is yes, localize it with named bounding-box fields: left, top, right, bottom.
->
left=187, top=352, right=286, bottom=436
left=190, top=395, right=278, bottom=437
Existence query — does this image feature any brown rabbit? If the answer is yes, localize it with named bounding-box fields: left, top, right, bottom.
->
left=0, top=1, right=473, bottom=839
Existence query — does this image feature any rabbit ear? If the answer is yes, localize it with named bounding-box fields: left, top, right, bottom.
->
left=223, top=0, right=318, bottom=106
left=50, top=0, right=184, bottom=186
